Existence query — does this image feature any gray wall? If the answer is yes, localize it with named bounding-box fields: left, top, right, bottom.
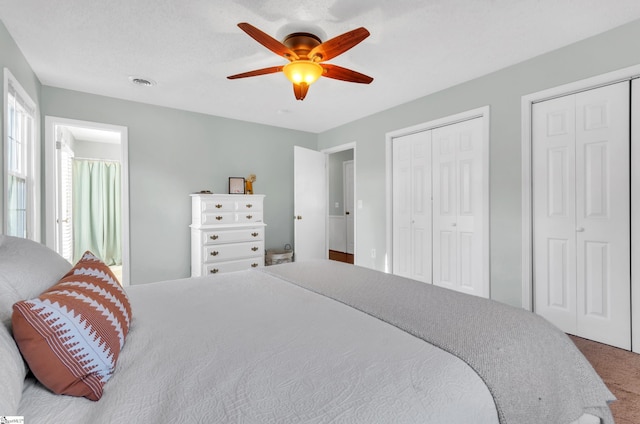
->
left=0, top=20, right=41, bottom=234
left=318, top=18, right=640, bottom=307
left=5, top=17, right=640, bottom=305
left=74, top=139, right=121, bottom=161
left=40, top=87, right=316, bottom=284
left=328, top=149, right=353, bottom=215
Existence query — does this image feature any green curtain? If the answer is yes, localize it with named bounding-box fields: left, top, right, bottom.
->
left=72, top=160, right=122, bottom=265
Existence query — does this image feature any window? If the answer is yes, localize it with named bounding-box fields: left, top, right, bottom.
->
left=4, top=68, right=38, bottom=240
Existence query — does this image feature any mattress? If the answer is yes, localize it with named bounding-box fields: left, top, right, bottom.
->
left=18, top=267, right=499, bottom=423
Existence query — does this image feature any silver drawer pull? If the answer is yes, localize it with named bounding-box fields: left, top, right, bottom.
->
left=210, top=251, right=219, bottom=256
left=251, top=247, right=259, bottom=252
left=246, top=215, right=253, bottom=219
left=246, top=204, right=253, bottom=208
left=209, top=235, right=219, bottom=240
left=251, top=263, right=258, bottom=268
left=210, top=268, right=219, bottom=274
left=251, top=232, right=259, bottom=237
left=215, top=216, right=223, bottom=221
left=215, top=204, right=222, bottom=208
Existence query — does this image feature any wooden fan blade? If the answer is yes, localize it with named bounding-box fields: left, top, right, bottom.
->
left=309, top=27, right=369, bottom=62
left=237, top=23, right=299, bottom=60
left=293, top=83, right=309, bottom=100
left=227, top=66, right=283, bottom=79
left=321, top=64, right=373, bottom=84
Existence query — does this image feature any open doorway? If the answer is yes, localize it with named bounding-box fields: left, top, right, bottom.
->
left=44, top=117, right=130, bottom=285
left=325, top=144, right=355, bottom=265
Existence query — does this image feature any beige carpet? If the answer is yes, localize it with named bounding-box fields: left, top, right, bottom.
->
left=570, top=335, right=640, bottom=424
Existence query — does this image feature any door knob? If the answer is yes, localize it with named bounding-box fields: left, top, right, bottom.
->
left=576, top=227, right=585, bottom=232
left=345, top=211, right=350, bottom=215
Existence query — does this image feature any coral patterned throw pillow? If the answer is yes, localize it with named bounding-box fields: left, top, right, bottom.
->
left=12, top=251, right=131, bottom=400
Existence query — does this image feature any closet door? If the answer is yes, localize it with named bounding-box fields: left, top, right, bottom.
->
left=575, top=83, right=630, bottom=348
left=532, top=94, right=578, bottom=334
left=392, top=131, right=432, bottom=283
left=432, top=117, right=485, bottom=296
left=533, top=82, right=630, bottom=349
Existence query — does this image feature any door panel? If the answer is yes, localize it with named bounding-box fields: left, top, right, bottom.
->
left=393, top=138, right=412, bottom=278
left=294, top=146, right=327, bottom=262
left=575, top=82, right=630, bottom=349
left=547, top=238, right=569, bottom=309
left=533, top=94, right=578, bottom=334
left=533, top=82, right=630, bottom=349
left=432, top=117, right=484, bottom=296
left=392, top=131, right=431, bottom=283
left=56, top=140, right=74, bottom=263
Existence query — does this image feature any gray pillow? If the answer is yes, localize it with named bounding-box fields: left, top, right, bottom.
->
left=0, top=235, right=71, bottom=330
left=0, top=235, right=71, bottom=414
left=0, top=323, right=26, bottom=415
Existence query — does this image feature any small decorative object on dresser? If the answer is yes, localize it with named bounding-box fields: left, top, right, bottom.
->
left=245, top=174, right=256, bottom=194
left=228, top=177, right=245, bottom=194
left=190, top=193, right=266, bottom=276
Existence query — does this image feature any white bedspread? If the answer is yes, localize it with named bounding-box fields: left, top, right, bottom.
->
left=18, top=270, right=498, bottom=423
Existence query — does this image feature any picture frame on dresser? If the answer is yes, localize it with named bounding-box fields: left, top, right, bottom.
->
left=229, top=177, right=245, bottom=194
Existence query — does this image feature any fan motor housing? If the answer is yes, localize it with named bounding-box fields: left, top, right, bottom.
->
left=283, top=32, right=322, bottom=59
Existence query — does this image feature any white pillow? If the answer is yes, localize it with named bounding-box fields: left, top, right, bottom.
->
left=0, top=323, right=26, bottom=415
left=0, top=235, right=71, bottom=330
left=0, top=235, right=71, bottom=414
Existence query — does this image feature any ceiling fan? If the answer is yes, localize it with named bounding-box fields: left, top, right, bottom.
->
left=227, top=23, right=373, bottom=100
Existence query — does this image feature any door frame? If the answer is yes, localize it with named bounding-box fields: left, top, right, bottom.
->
left=521, top=64, right=640, bottom=352
left=385, top=106, right=490, bottom=295
left=343, top=159, right=354, bottom=255
left=322, top=142, right=356, bottom=264
left=44, top=116, right=130, bottom=285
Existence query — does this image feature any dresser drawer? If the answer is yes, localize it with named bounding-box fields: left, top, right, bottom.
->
left=202, top=228, right=264, bottom=245
left=201, top=212, right=264, bottom=225
left=204, top=257, right=264, bottom=275
left=204, top=242, right=263, bottom=263
left=201, top=212, right=235, bottom=225
left=201, top=199, right=236, bottom=212
left=237, top=200, right=262, bottom=211
left=236, top=211, right=263, bottom=223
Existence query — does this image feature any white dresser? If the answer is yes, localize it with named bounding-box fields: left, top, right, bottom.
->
left=190, top=194, right=266, bottom=277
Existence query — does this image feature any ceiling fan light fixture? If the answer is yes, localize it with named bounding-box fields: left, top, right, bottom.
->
left=283, top=60, right=323, bottom=85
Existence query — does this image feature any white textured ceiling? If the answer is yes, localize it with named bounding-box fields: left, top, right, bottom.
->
left=2, top=1, right=640, bottom=133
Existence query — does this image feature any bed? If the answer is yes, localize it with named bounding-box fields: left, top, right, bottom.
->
left=0, top=235, right=614, bottom=423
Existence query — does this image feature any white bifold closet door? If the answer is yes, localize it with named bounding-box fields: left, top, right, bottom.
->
left=392, top=117, right=485, bottom=297
left=533, top=81, right=630, bottom=349
left=392, top=130, right=432, bottom=283
left=432, top=118, right=485, bottom=296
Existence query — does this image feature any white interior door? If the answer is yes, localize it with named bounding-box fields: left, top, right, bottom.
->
left=294, top=146, right=327, bottom=261
left=532, top=94, right=578, bottom=333
left=344, top=160, right=355, bottom=255
left=432, top=117, right=485, bottom=297
left=392, top=131, right=432, bottom=283
left=533, top=82, right=630, bottom=349
left=55, top=139, right=74, bottom=263
left=575, top=83, right=630, bottom=348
